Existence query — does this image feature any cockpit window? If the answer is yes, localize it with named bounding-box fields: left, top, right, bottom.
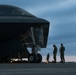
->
left=0, top=6, right=36, bottom=17
left=0, top=8, right=10, bottom=15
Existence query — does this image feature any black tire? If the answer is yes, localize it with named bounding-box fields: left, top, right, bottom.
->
left=36, top=53, right=42, bottom=63
left=28, top=53, right=37, bottom=63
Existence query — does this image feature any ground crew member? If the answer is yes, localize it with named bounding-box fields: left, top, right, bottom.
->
left=59, top=43, right=65, bottom=63
left=46, top=53, right=50, bottom=63
left=53, top=44, right=57, bottom=63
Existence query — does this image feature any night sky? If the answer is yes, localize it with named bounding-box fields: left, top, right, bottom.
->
left=0, top=0, right=76, bottom=62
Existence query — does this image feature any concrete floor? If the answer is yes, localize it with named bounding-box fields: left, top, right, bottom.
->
left=0, top=63, right=76, bottom=75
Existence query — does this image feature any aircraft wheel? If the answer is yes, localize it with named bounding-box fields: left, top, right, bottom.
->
left=28, top=53, right=37, bottom=63
left=36, top=53, right=42, bottom=63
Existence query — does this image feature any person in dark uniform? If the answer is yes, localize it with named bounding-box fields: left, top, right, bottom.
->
left=59, top=43, right=65, bottom=63
left=46, top=53, right=50, bottom=63
left=53, top=44, right=57, bottom=63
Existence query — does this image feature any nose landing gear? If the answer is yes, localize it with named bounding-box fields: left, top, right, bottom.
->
left=28, top=53, right=42, bottom=63
left=36, top=53, right=42, bottom=63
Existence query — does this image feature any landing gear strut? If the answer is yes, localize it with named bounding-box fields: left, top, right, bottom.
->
left=28, top=27, right=43, bottom=63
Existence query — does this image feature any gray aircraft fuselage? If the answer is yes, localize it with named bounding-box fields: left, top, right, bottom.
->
left=0, top=5, right=50, bottom=60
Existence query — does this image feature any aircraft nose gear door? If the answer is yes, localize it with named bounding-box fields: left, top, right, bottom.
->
left=30, top=26, right=44, bottom=47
